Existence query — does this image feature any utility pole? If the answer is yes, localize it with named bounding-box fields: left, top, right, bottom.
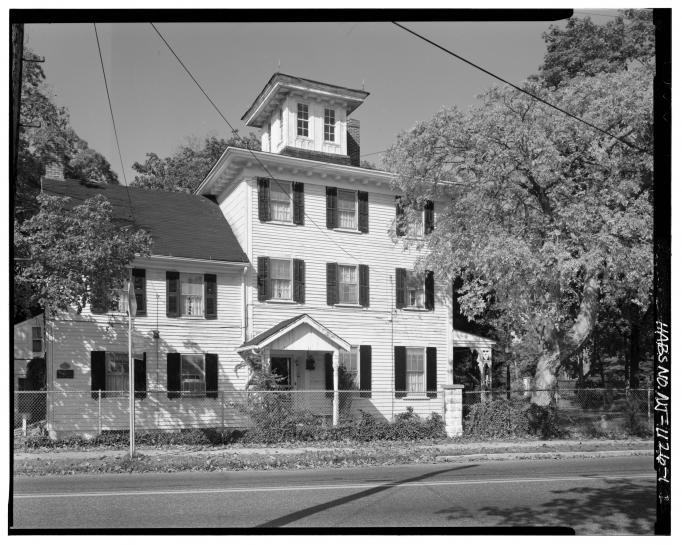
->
left=11, top=23, right=24, bottom=188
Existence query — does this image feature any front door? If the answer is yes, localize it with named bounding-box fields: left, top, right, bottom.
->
left=270, top=357, right=291, bottom=388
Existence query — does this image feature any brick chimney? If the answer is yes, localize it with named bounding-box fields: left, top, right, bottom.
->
left=347, top=118, right=360, bottom=167
left=45, top=161, right=64, bottom=180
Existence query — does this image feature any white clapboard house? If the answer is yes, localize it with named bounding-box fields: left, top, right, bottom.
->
left=37, top=73, right=495, bottom=438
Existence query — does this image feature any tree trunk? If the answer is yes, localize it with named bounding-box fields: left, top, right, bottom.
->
left=531, top=272, right=601, bottom=405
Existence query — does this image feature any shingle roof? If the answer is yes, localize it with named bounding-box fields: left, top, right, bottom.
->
left=239, top=314, right=308, bottom=348
left=42, top=178, right=248, bottom=264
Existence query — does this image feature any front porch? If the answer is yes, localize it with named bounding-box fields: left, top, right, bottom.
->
left=238, top=314, right=350, bottom=424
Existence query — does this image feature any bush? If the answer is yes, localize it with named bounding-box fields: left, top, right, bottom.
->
left=527, top=404, right=564, bottom=439
left=464, top=399, right=532, bottom=438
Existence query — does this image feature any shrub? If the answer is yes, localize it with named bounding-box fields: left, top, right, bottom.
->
left=464, top=399, right=532, bottom=438
left=526, top=404, right=564, bottom=439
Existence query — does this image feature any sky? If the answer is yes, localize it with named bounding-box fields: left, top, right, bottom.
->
left=24, top=11, right=620, bottom=185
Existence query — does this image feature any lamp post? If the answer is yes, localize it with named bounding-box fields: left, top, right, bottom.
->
left=127, top=270, right=137, bottom=458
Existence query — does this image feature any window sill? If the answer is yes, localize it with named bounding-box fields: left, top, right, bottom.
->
left=264, top=220, right=297, bottom=227
left=266, top=299, right=299, bottom=305
left=404, top=395, right=431, bottom=401
left=333, top=228, right=363, bottom=234
left=334, top=303, right=365, bottom=309
left=401, top=307, right=431, bottom=312
left=178, top=316, right=207, bottom=320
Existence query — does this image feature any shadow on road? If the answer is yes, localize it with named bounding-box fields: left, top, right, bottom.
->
left=257, top=464, right=479, bottom=528
left=435, top=479, right=654, bottom=534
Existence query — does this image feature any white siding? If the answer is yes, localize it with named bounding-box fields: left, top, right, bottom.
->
left=46, top=261, right=250, bottom=436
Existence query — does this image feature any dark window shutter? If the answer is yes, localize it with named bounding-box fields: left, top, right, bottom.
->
left=426, top=347, right=437, bottom=398
left=395, top=196, right=406, bottom=237
left=425, top=270, right=435, bottom=311
left=325, top=352, right=334, bottom=398
left=293, top=259, right=305, bottom=303
left=167, top=353, right=181, bottom=399
left=166, top=271, right=179, bottom=317
left=134, top=352, right=147, bottom=399
left=358, top=191, right=369, bottom=233
left=132, top=269, right=146, bottom=316
left=360, top=345, right=372, bottom=398
left=424, top=200, right=434, bottom=234
left=326, top=187, right=337, bottom=229
left=257, top=177, right=271, bottom=222
left=257, top=257, right=271, bottom=302
left=395, top=268, right=407, bottom=309
left=204, top=273, right=217, bottom=319
left=293, top=182, right=305, bottom=225
left=91, top=351, right=106, bottom=399
left=394, top=346, right=407, bottom=398
left=205, top=353, right=219, bottom=398
left=326, top=262, right=338, bottom=305
left=359, top=264, right=370, bottom=307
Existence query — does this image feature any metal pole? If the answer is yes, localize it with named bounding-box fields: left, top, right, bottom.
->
left=221, top=391, right=225, bottom=430
left=647, top=387, right=651, bottom=424
left=129, top=308, right=135, bottom=458
left=98, top=390, right=102, bottom=435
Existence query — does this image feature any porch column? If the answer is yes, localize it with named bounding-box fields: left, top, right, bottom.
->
left=332, top=350, right=339, bottom=426
left=477, top=347, right=492, bottom=401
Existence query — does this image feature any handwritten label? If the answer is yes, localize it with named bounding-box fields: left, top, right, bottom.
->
left=654, top=321, right=671, bottom=486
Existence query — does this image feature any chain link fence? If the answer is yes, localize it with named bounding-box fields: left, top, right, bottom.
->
left=14, top=389, right=444, bottom=437
left=462, top=388, right=653, bottom=437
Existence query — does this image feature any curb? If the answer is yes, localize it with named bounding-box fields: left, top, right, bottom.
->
left=435, top=449, right=654, bottom=462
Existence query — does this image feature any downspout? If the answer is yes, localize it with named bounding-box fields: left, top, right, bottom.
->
left=242, top=265, right=249, bottom=343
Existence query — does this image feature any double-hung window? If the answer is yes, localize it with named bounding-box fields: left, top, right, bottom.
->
left=337, top=189, right=357, bottom=229
left=181, top=274, right=204, bottom=317
left=406, top=348, right=425, bottom=393
left=338, top=264, right=359, bottom=304
left=406, top=271, right=426, bottom=309
left=270, top=258, right=292, bottom=300
left=105, top=352, right=130, bottom=394
left=324, top=108, right=336, bottom=142
left=339, top=346, right=359, bottom=385
left=270, top=181, right=292, bottom=222
left=31, top=326, right=42, bottom=353
left=297, top=103, right=309, bottom=137
left=181, top=354, right=206, bottom=397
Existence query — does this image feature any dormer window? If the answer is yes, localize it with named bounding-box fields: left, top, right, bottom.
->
left=297, top=103, right=309, bottom=137
left=324, top=108, right=336, bottom=142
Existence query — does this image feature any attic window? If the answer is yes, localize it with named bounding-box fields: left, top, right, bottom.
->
left=297, top=103, right=309, bottom=137
left=324, top=108, right=335, bottom=142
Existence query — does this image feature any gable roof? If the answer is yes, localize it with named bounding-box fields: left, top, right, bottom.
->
left=41, top=178, right=248, bottom=264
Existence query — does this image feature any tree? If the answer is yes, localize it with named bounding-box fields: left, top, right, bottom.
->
left=538, top=10, right=654, bottom=88
left=132, top=133, right=260, bottom=192
left=14, top=193, right=152, bottom=318
left=17, top=47, right=119, bottom=219
left=385, top=65, right=652, bottom=405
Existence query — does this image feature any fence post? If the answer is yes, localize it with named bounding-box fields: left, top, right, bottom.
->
left=221, top=391, right=225, bottom=430
left=98, top=390, right=102, bottom=435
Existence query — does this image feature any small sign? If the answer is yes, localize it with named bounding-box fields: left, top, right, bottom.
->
left=56, top=369, right=74, bottom=379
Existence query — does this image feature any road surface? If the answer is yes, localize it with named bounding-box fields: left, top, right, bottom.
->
left=11, top=456, right=654, bottom=533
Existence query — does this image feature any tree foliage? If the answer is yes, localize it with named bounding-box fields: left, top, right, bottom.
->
left=17, top=47, right=119, bottom=218
left=538, top=10, right=654, bottom=88
left=14, top=193, right=152, bottom=317
left=131, top=133, right=261, bottom=192
left=385, top=62, right=653, bottom=401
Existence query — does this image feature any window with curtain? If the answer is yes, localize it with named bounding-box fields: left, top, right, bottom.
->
left=337, top=189, right=357, bottom=229
left=270, top=181, right=292, bottom=222
left=106, top=352, right=129, bottom=394
left=406, top=347, right=425, bottom=393
left=339, top=346, right=359, bottom=387
left=338, top=264, right=358, bottom=304
left=31, top=326, right=42, bottom=353
left=407, top=210, right=424, bottom=237
left=181, top=274, right=204, bottom=316
left=406, top=271, right=425, bottom=308
left=181, top=354, right=205, bottom=397
left=270, top=259, right=292, bottom=300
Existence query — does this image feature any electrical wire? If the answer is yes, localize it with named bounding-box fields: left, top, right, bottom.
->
left=392, top=21, right=652, bottom=156
left=93, top=23, right=137, bottom=223
left=149, top=22, right=363, bottom=262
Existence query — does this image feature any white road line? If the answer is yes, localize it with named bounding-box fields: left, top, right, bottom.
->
left=14, top=473, right=653, bottom=500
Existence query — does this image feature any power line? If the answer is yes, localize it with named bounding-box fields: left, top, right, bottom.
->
left=392, top=21, right=652, bottom=156
left=93, top=23, right=137, bottom=224
left=149, top=22, right=362, bottom=262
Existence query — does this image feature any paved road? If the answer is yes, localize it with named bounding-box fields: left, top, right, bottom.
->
left=12, top=456, right=654, bottom=533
